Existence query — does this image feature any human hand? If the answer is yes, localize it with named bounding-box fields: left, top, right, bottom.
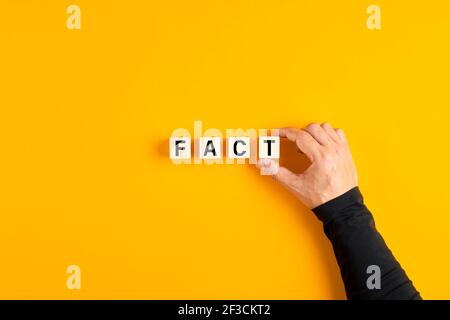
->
left=257, top=123, right=358, bottom=209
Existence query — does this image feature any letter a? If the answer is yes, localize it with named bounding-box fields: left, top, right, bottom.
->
left=66, top=5, right=81, bottom=30
left=66, top=265, right=81, bottom=289
left=366, top=5, right=381, bottom=30
left=366, top=265, right=381, bottom=290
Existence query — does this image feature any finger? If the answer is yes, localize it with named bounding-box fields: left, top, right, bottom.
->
left=303, top=123, right=333, bottom=146
left=321, top=122, right=340, bottom=143
left=335, top=128, right=347, bottom=144
left=279, top=127, right=300, bottom=142
left=295, top=146, right=304, bottom=154
left=257, top=159, right=298, bottom=188
left=279, top=127, right=321, bottom=161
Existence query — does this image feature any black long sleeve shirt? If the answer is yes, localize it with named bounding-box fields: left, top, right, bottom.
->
left=312, top=187, right=421, bottom=300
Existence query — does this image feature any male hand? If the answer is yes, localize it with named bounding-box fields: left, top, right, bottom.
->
left=257, top=123, right=358, bottom=209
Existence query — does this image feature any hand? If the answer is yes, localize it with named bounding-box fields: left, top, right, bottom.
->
left=257, top=123, right=358, bottom=209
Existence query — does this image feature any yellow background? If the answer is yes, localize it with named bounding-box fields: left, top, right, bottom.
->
left=0, top=0, right=449, bottom=299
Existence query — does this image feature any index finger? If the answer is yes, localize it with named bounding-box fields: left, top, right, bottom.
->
left=279, top=127, right=321, bottom=161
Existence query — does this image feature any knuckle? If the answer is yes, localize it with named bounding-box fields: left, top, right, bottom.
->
left=322, top=153, right=333, bottom=163
left=320, top=148, right=337, bottom=163
left=317, top=148, right=327, bottom=160
left=306, top=123, right=320, bottom=131
left=297, top=130, right=308, bottom=139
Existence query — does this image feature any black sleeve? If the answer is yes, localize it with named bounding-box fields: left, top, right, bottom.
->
left=312, top=187, right=421, bottom=300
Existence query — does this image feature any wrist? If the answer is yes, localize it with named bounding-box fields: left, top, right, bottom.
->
left=311, top=186, right=363, bottom=224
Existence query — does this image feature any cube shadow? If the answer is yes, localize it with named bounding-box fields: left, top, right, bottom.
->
left=279, top=138, right=311, bottom=174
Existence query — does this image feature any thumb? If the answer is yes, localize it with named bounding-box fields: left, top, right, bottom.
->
left=257, top=159, right=297, bottom=187
left=273, top=166, right=298, bottom=188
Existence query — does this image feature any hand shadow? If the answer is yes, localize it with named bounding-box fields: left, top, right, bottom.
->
left=250, top=138, right=346, bottom=299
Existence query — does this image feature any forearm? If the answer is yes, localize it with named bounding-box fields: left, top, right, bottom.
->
left=312, top=187, right=421, bottom=300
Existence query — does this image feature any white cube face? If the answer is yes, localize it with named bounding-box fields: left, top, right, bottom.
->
left=227, top=137, right=250, bottom=159
left=199, top=137, right=222, bottom=159
left=170, top=137, right=191, bottom=159
left=258, top=136, right=280, bottom=159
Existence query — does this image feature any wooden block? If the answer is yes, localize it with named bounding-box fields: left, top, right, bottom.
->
left=258, top=136, right=280, bottom=159
left=169, top=137, right=191, bottom=159
left=227, top=137, right=250, bottom=159
left=199, top=137, right=221, bottom=159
